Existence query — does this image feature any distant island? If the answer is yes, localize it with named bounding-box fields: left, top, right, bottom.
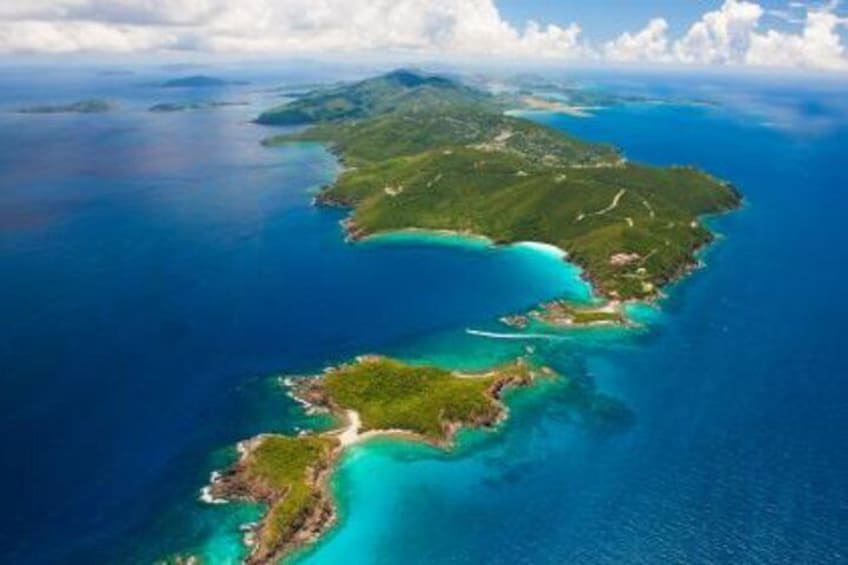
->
left=159, top=75, right=247, bottom=88
left=256, top=70, right=475, bottom=125
left=148, top=101, right=248, bottom=112
left=18, top=99, right=115, bottom=114
left=175, top=69, right=740, bottom=564
left=264, top=69, right=741, bottom=301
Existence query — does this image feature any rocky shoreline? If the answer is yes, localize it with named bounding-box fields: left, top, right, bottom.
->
left=208, top=434, right=340, bottom=565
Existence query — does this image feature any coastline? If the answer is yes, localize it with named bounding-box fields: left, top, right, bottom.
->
left=317, top=185, right=736, bottom=307
left=513, top=241, right=568, bottom=259
left=358, top=227, right=495, bottom=249
left=336, top=201, right=732, bottom=332
left=361, top=228, right=573, bottom=269
left=331, top=409, right=421, bottom=448
left=320, top=202, right=735, bottom=334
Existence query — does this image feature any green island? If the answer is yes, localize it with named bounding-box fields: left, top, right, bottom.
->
left=309, top=355, right=535, bottom=444
left=18, top=99, right=115, bottom=114
left=501, top=300, right=626, bottom=329
left=263, top=69, right=741, bottom=300
left=205, top=356, right=545, bottom=563
left=256, top=70, right=488, bottom=126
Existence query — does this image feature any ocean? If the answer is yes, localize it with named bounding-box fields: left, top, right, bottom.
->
left=1, top=67, right=846, bottom=564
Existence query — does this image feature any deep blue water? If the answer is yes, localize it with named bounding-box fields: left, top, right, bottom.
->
left=2, top=68, right=847, bottom=564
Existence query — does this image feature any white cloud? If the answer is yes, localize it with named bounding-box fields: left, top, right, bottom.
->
left=673, top=0, right=764, bottom=65
left=604, top=18, right=670, bottom=62
left=0, top=0, right=587, bottom=59
left=747, top=9, right=848, bottom=70
left=0, top=0, right=846, bottom=71
left=0, top=21, right=181, bottom=53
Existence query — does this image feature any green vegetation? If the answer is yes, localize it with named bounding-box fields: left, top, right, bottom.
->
left=533, top=300, right=624, bottom=326
left=19, top=99, right=115, bottom=114
left=240, top=435, right=337, bottom=562
left=277, top=105, right=618, bottom=166
left=257, top=69, right=490, bottom=125
left=261, top=70, right=740, bottom=299
left=322, top=357, right=528, bottom=441
left=570, top=310, right=622, bottom=324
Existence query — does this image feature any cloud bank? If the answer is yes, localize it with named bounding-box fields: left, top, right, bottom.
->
left=0, top=0, right=587, bottom=58
left=0, top=0, right=846, bottom=71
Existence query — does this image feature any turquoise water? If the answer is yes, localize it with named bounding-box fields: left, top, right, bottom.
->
left=2, top=68, right=847, bottom=564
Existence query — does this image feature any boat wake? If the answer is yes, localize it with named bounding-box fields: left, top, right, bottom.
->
left=465, top=329, right=571, bottom=341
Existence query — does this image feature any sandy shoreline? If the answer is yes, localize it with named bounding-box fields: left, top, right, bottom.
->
left=363, top=228, right=571, bottom=264
left=361, top=227, right=494, bottom=247
left=514, top=240, right=568, bottom=259
left=330, top=409, right=418, bottom=447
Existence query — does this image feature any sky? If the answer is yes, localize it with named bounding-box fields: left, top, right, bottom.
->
left=0, top=0, right=847, bottom=72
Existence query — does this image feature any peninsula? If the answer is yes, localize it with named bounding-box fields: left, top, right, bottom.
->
left=263, top=69, right=741, bottom=300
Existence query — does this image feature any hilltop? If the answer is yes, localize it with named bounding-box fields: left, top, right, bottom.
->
left=257, top=69, right=489, bottom=125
